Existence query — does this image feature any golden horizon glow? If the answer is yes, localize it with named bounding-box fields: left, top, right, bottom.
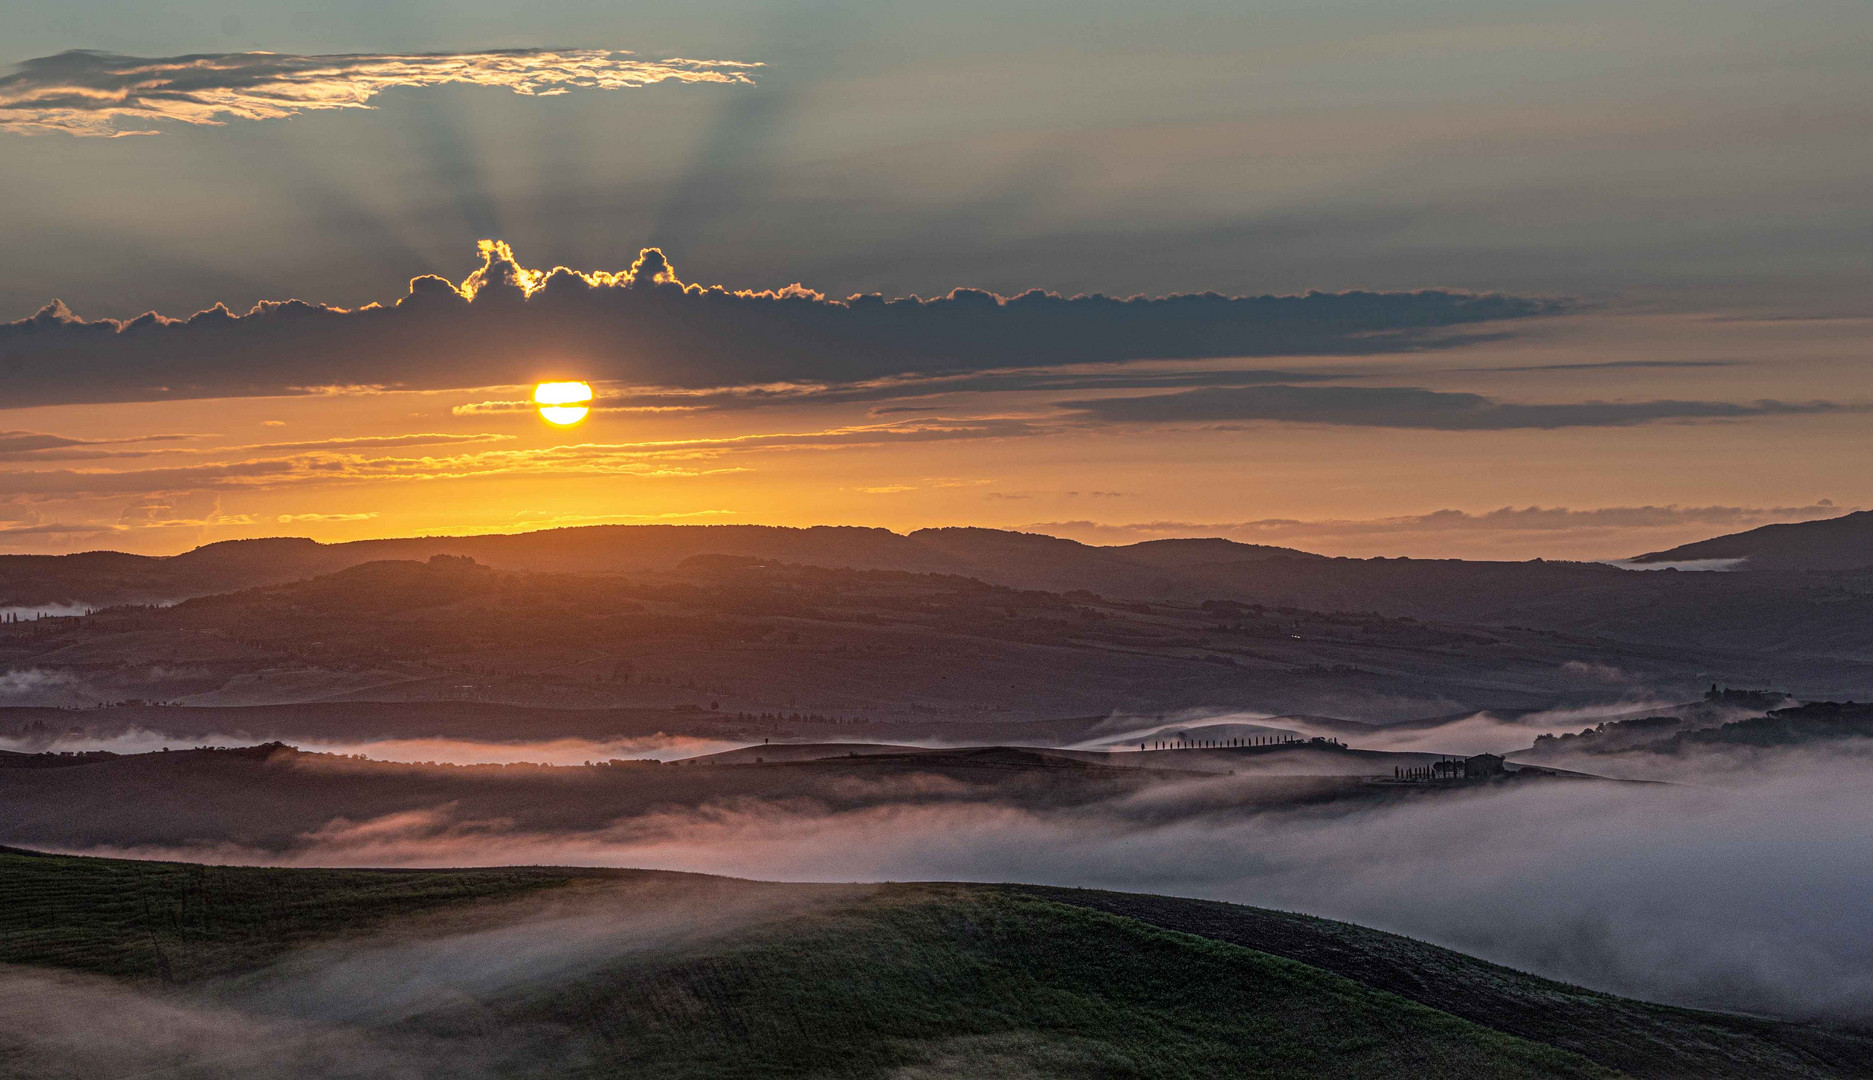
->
left=2, top=316, right=1866, bottom=562
left=534, top=381, right=593, bottom=426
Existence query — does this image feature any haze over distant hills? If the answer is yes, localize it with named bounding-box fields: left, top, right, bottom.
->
left=1, top=551, right=1688, bottom=720
left=9, top=510, right=1871, bottom=612
left=0, top=525, right=1318, bottom=612
left=9, top=515, right=1873, bottom=701
left=12, top=509, right=1873, bottom=620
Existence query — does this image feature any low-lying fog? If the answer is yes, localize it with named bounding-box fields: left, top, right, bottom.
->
left=1, top=877, right=853, bottom=1079
left=1084, top=701, right=1697, bottom=757
left=0, top=604, right=96, bottom=620
left=55, top=738, right=1873, bottom=1024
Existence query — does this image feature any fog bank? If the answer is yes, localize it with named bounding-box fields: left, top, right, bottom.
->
left=65, top=747, right=1873, bottom=1022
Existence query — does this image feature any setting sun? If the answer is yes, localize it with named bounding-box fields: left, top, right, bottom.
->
left=533, top=380, right=593, bottom=425
left=7, top=4, right=1871, bottom=1068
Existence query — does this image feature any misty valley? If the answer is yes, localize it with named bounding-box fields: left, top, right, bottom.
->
left=7, top=1, right=1873, bottom=1069
left=2, top=519, right=1873, bottom=1078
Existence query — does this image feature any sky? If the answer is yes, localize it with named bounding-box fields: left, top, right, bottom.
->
left=2, top=0, right=1870, bottom=559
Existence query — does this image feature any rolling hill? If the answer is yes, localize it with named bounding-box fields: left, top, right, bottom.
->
left=2, top=848, right=1869, bottom=1079
left=1524, top=700, right=1873, bottom=760
left=0, top=524, right=1319, bottom=612
left=0, top=742, right=1438, bottom=854
left=0, top=553, right=1721, bottom=720
left=1631, top=509, right=1873, bottom=571
left=12, top=518, right=1873, bottom=707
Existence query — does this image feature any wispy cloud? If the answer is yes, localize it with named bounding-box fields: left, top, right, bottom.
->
left=0, top=431, right=514, bottom=466
left=0, top=418, right=1039, bottom=498
left=0, top=521, right=115, bottom=538
left=453, top=367, right=1346, bottom=418
left=0, top=429, right=198, bottom=461
left=219, top=433, right=514, bottom=454
left=276, top=512, right=379, bottom=523
left=1059, top=384, right=1867, bottom=430
left=0, top=48, right=759, bottom=137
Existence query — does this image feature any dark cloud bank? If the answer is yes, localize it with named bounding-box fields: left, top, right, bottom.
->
left=0, top=242, right=1553, bottom=408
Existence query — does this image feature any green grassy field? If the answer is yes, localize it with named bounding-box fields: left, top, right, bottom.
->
left=0, top=845, right=612, bottom=983
left=1014, top=885, right=1873, bottom=1080
left=2, top=847, right=1869, bottom=1079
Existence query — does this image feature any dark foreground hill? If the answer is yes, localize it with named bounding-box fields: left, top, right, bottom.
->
left=3, top=849, right=1870, bottom=1079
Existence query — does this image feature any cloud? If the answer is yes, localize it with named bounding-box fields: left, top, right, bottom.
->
left=32, top=432, right=513, bottom=465
left=0, top=418, right=1038, bottom=497
left=0, top=242, right=1555, bottom=409
left=277, top=513, right=379, bottom=524
left=0, top=460, right=300, bottom=496
left=0, top=521, right=120, bottom=538
left=0, top=429, right=198, bottom=461
left=1462, top=358, right=1735, bottom=374
left=1058, top=384, right=1866, bottom=430
left=451, top=367, right=1349, bottom=417
left=223, top=433, right=514, bottom=454
left=0, top=432, right=510, bottom=469
left=0, top=48, right=759, bottom=137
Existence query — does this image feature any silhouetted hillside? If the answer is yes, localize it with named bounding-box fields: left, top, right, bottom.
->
left=0, top=555, right=1733, bottom=718
left=1119, top=536, right=1332, bottom=569
left=1524, top=698, right=1871, bottom=758
left=10, top=524, right=1873, bottom=697
left=0, top=524, right=1314, bottom=610
left=1675, top=700, right=1873, bottom=749
left=1632, top=510, right=1873, bottom=570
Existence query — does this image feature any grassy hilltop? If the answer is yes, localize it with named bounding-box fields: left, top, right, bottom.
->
left=2, top=848, right=1870, bottom=1080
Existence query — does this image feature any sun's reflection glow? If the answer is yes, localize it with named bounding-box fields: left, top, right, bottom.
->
left=534, top=381, right=593, bottom=425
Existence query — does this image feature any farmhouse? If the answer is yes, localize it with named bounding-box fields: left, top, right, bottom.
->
left=1463, top=753, right=1506, bottom=779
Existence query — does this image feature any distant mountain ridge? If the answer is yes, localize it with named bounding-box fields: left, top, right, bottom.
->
left=0, top=524, right=1321, bottom=609
left=1632, top=509, right=1873, bottom=570
left=13, top=519, right=1873, bottom=696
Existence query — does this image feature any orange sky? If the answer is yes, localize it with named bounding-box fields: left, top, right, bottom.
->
left=4, top=307, right=1865, bottom=561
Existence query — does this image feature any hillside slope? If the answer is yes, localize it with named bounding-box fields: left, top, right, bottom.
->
left=14, top=523, right=1873, bottom=697
left=3, top=850, right=1871, bottom=1079
left=1017, top=886, right=1873, bottom=1080
left=1631, top=510, right=1873, bottom=570
left=2, top=554, right=1711, bottom=718
left=0, top=525, right=1316, bottom=610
